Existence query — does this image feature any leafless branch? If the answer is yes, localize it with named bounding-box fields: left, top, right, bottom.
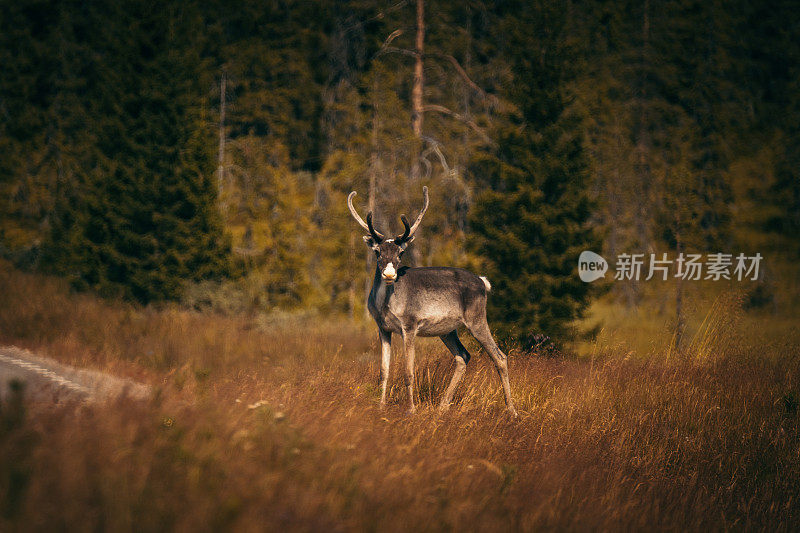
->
left=422, top=104, right=494, bottom=145
left=375, top=45, right=499, bottom=109
left=342, top=1, right=409, bottom=34
left=421, top=136, right=451, bottom=174
left=375, top=46, right=418, bottom=60
left=381, top=29, right=404, bottom=49
left=233, top=246, right=261, bottom=257
left=426, top=52, right=499, bottom=107
left=420, top=154, right=432, bottom=180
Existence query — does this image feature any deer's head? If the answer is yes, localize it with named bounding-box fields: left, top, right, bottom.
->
left=347, top=187, right=429, bottom=284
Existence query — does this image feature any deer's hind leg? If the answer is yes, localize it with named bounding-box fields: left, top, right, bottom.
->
left=467, top=315, right=518, bottom=417
left=439, top=330, right=471, bottom=411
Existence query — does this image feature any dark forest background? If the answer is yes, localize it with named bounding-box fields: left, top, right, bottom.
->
left=1, top=0, right=798, bottom=347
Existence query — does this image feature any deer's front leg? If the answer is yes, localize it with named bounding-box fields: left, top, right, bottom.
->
left=378, top=329, right=392, bottom=407
left=402, top=328, right=417, bottom=413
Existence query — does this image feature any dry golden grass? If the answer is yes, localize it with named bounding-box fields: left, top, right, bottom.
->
left=0, top=262, right=798, bottom=531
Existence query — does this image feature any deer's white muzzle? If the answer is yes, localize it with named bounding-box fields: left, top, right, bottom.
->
left=382, top=262, right=397, bottom=283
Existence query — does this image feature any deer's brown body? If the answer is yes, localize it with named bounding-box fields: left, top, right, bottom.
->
left=349, top=188, right=517, bottom=415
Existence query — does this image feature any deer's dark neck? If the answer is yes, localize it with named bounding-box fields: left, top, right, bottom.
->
left=368, top=264, right=394, bottom=320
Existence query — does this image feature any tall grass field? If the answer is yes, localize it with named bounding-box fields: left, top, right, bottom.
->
left=0, top=262, right=798, bottom=531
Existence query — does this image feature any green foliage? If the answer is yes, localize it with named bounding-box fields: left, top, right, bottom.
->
left=468, top=2, right=598, bottom=347
left=313, top=150, right=370, bottom=315
left=39, top=1, right=232, bottom=302
left=223, top=138, right=315, bottom=309
left=570, top=0, right=739, bottom=261
left=761, top=2, right=800, bottom=247
left=468, top=117, right=598, bottom=347
left=0, top=0, right=108, bottom=251
left=209, top=0, right=333, bottom=171
left=1, top=0, right=798, bottom=326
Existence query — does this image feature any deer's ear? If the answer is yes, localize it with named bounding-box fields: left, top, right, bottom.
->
left=363, top=235, right=380, bottom=250
left=399, top=236, right=414, bottom=250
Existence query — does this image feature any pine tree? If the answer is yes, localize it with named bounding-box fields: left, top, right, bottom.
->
left=758, top=0, right=800, bottom=250
left=45, top=0, right=231, bottom=302
left=0, top=0, right=106, bottom=256
left=568, top=0, right=739, bottom=309
left=468, top=1, right=598, bottom=347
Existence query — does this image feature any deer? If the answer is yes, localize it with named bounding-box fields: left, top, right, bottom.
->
left=347, top=186, right=518, bottom=417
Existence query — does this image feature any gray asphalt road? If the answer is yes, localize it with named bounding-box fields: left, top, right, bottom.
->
left=0, top=354, right=88, bottom=402
left=0, top=346, right=149, bottom=404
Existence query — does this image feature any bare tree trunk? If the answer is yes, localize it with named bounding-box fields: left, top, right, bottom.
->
left=410, top=0, right=425, bottom=181
left=636, top=0, right=651, bottom=253
left=628, top=0, right=651, bottom=308
left=218, top=70, right=227, bottom=200
left=675, top=229, right=685, bottom=349
left=366, top=79, right=381, bottom=319
left=240, top=138, right=252, bottom=218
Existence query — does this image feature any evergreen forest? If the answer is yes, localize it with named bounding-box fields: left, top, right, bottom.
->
left=2, top=0, right=798, bottom=347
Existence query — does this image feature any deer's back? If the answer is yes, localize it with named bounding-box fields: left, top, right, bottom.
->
left=386, top=267, right=488, bottom=336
